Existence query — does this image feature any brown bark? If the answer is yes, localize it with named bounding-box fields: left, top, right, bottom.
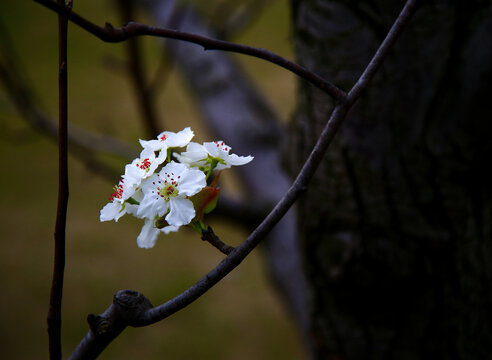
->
left=291, top=1, right=492, bottom=359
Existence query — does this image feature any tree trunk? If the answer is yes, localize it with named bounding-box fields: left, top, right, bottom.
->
left=290, top=1, right=492, bottom=359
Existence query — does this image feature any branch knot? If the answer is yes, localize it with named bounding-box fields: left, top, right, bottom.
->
left=87, top=314, right=112, bottom=337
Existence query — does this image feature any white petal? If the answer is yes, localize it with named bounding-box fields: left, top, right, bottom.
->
left=167, top=127, right=194, bottom=148
left=156, top=149, right=169, bottom=165
left=140, top=173, right=159, bottom=193
left=177, top=168, right=206, bottom=197
left=161, top=225, right=179, bottom=234
left=137, top=190, right=169, bottom=218
left=174, top=142, right=207, bottom=162
left=139, top=138, right=163, bottom=152
left=124, top=164, right=144, bottom=187
left=166, top=198, right=196, bottom=226
left=100, top=201, right=124, bottom=222
left=120, top=181, right=137, bottom=201
left=139, top=147, right=155, bottom=159
left=132, top=188, right=144, bottom=202
left=203, top=141, right=223, bottom=157
left=137, top=218, right=161, bottom=248
left=227, top=154, right=253, bottom=166
left=125, top=203, right=140, bottom=217
left=161, top=161, right=188, bottom=177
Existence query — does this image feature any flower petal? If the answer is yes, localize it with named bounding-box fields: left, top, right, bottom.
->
left=100, top=201, right=124, bottom=222
left=166, top=127, right=194, bottom=148
left=137, top=218, right=161, bottom=248
left=137, top=185, right=169, bottom=219
left=161, top=225, right=179, bottom=234
left=177, top=168, right=206, bottom=197
left=166, top=198, right=196, bottom=226
left=173, top=142, right=208, bottom=166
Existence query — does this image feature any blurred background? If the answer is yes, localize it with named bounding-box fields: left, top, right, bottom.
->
left=0, top=1, right=305, bottom=359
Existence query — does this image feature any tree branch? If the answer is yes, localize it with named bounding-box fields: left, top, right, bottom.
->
left=347, top=0, right=419, bottom=104
left=33, top=0, right=346, bottom=101
left=201, top=226, right=235, bottom=255
left=47, top=1, right=70, bottom=359
left=115, top=0, right=161, bottom=138
left=69, top=290, right=153, bottom=360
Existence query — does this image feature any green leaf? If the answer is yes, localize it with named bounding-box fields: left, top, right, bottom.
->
left=189, top=219, right=206, bottom=234
left=126, top=197, right=140, bottom=205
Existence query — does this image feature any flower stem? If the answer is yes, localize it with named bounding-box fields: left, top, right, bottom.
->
left=205, top=158, right=219, bottom=181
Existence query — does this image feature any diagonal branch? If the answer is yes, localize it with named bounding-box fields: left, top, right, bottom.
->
left=33, top=0, right=346, bottom=101
left=347, top=0, right=419, bottom=104
left=115, top=0, right=161, bottom=138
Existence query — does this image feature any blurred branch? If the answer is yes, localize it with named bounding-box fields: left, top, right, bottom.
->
left=214, top=195, right=267, bottom=226
left=211, top=0, right=274, bottom=39
left=115, top=0, right=161, bottom=138
left=0, top=21, right=263, bottom=220
left=47, top=0, right=70, bottom=358
left=0, top=62, right=137, bottom=159
left=145, top=0, right=311, bottom=343
left=68, top=0, right=418, bottom=357
left=33, top=0, right=346, bottom=100
left=347, top=0, right=418, bottom=104
left=0, top=21, right=136, bottom=184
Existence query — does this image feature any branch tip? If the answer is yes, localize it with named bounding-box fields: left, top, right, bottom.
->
left=201, top=226, right=235, bottom=255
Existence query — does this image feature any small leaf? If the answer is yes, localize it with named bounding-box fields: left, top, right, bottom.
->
left=190, top=186, right=220, bottom=220
left=190, top=219, right=206, bottom=234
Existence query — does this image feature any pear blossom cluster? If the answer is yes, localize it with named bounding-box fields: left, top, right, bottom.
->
left=100, top=127, right=253, bottom=249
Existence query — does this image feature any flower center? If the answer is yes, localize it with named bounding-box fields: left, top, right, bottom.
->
left=109, top=179, right=124, bottom=201
left=159, top=134, right=168, bottom=141
left=153, top=172, right=181, bottom=201
left=137, top=158, right=151, bottom=171
left=159, top=183, right=178, bottom=200
left=214, top=141, right=229, bottom=152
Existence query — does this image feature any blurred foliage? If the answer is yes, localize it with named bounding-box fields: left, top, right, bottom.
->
left=0, top=0, right=302, bottom=359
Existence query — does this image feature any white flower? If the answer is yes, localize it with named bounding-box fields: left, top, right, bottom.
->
left=139, top=127, right=194, bottom=153
left=137, top=162, right=206, bottom=227
left=100, top=177, right=138, bottom=222
left=174, top=141, right=253, bottom=171
left=124, top=147, right=160, bottom=188
left=137, top=217, right=178, bottom=249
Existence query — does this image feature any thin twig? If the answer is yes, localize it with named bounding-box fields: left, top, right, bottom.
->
left=0, top=24, right=137, bottom=159
left=65, top=0, right=418, bottom=357
left=47, top=1, right=70, bottom=359
left=33, top=0, right=346, bottom=101
left=201, top=226, right=235, bottom=255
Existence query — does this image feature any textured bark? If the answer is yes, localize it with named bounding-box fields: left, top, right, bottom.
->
left=291, top=1, right=492, bottom=359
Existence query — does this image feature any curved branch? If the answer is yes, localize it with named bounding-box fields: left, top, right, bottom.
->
left=33, top=0, right=346, bottom=101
